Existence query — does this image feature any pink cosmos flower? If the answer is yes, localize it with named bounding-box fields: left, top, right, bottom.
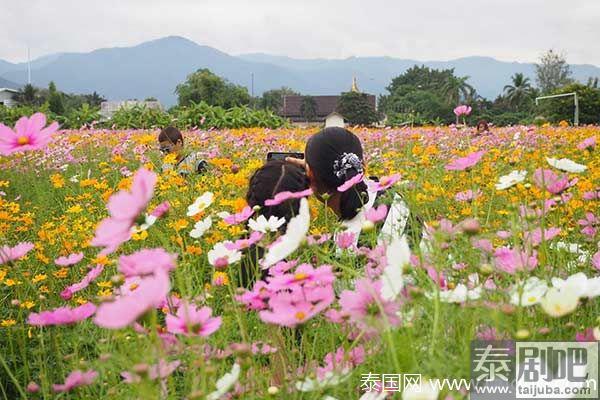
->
left=532, top=168, right=573, bottom=194
left=339, top=278, right=400, bottom=334
left=0, top=113, right=59, bottom=155
left=523, top=227, right=562, bottom=247
left=493, top=247, right=538, bottom=274
left=55, top=252, right=84, bottom=266
left=267, top=264, right=335, bottom=291
left=236, top=281, right=271, bottom=310
left=118, top=248, right=177, bottom=277
left=577, top=136, right=596, bottom=150
left=149, top=201, right=170, bottom=218
left=471, top=238, right=494, bottom=254
left=306, top=234, right=332, bottom=246
left=121, top=360, right=181, bottom=383
left=455, top=189, right=482, bottom=202
left=52, top=370, right=98, bottom=393
left=335, top=232, right=356, bottom=250
left=365, top=204, right=388, bottom=223
left=94, top=271, right=170, bottom=329
left=337, top=173, right=364, bottom=192
left=578, top=212, right=598, bottom=238
left=60, top=265, right=104, bottom=300
left=367, top=173, right=401, bottom=192
left=264, top=188, right=313, bottom=206
left=0, top=242, right=34, bottom=265
left=26, top=382, right=40, bottom=393
left=269, top=259, right=299, bottom=275
left=583, top=190, right=600, bottom=201
left=28, top=302, right=97, bottom=326
left=224, top=231, right=264, bottom=250
left=592, top=250, right=600, bottom=271
left=91, top=168, right=157, bottom=254
left=259, top=288, right=334, bottom=327
left=223, top=206, right=254, bottom=225
left=166, top=302, right=221, bottom=337
left=575, top=328, right=596, bottom=342
left=315, top=346, right=366, bottom=380
left=453, top=105, right=472, bottom=116
left=445, top=150, right=486, bottom=171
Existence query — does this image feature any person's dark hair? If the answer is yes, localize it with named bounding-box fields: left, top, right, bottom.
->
left=246, top=160, right=309, bottom=223
left=158, top=126, right=183, bottom=145
left=305, top=127, right=368, bottom=220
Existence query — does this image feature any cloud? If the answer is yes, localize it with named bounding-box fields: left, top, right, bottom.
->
left=0, top=0, right=598, bottom=65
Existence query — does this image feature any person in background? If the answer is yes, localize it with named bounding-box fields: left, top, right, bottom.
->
left=476, top=120, right=490, bottom=135
left=158, top=126, right=208, bottom=175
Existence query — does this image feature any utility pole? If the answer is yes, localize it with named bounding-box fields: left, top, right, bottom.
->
left=27, top=47, right=31, bottom=85
left=535, top=92, right=579, bottom=126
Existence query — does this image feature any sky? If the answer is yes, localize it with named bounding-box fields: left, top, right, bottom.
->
left=1, top=0, right=599, bottom=65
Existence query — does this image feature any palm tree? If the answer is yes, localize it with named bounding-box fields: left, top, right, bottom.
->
left=442, top=76, right=474, bottom=105
left=503, top=73, right=533, bottom=111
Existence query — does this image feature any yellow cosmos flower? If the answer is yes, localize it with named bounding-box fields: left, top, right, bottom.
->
left=50, top=174, right=65, bottom=188
left=1, top=320, right=16, bottom=327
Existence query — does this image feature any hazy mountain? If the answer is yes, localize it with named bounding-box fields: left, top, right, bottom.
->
left=0, top=77, right=20, bottom=90
left=1, top=36, right=599, bottom=106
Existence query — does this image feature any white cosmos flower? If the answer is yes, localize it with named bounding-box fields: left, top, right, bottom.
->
left=402, top=379, right=440, bottom=400
left=551, top=241, right=590, bottom=264
left=186, top=192, right=214, bottom=216
left=248, top=215, right=286, bottom=233
left=510, top=277, right=548, bottom=306
left=190, top=217, right=212, bottom=239
left=540, top=286, right=579, bottom=317
left=207, top=241, right=242, bottom=266
left=262, top=198, right=310, bottom=267
left=495, top=170, right=527, bottom=190
left=216, top=211, right=231, bottom=220
left=546, top=157, right=587, bottom=173
left=429, top=284, right=481, bottom=303
left=69, top=175, right=79, bottom=183
left=206, top=363, right=240, bottom=400
left=551, top=272, right=600, bottom=298
left=379, top=235, right=410, bottom=301
left=295, top=369, right=351, bottom=392
left=137, top=214, right=157, bottom=231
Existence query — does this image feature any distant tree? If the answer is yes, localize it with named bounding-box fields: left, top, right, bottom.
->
left=539, top=83, right=600, bottom=124
left=175, top=68, right=250, bottom=108
left=260, top=87, right=299, bottom=111
left=535, top=50, right=573, bottom=94
left=503, top=73, right=534, bottom=111
left=144, top=97, right=158, bottom=102
left=299, top=96, right=317, bottom=122
left=587, top=77, right=599, bottom=89
left=83, top=91, right=106, bottom=108
left=336, top=91, right=379, bottom=125
left=16, top=84, right=38, bottom=105
left=48, top=81, right=65, bottom=114
left=442, top=75, right=474, bottom=105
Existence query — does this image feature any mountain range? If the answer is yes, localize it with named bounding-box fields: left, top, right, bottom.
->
left=1, top=36, right=599, bottom=106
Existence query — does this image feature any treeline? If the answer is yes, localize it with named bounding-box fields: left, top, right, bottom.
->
left=380, top=50, right=600, bottom=126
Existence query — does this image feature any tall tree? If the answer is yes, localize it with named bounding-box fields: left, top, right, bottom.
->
left=16, top=84, right=38, bottom=105
left=48, top=81, right=65, bottom=114
left=260, top=87, right=299, bottom=111
left=535, top=50, right=573, bottom=94
left=175, top=68, right=250, bottom=108
left=336, top=91, right=379, bottom=125
left=503, top=73, right=534, bottom=111
left=299, top=96, right=317, bottom=122
left=442, top=76, right=474, bottom=105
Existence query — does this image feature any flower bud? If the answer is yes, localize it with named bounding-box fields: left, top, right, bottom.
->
left=268, top=386, right=279, bottom=395
left=460, top=218, right=480, bottom=235
left=515, top=329, right=530, bottom=339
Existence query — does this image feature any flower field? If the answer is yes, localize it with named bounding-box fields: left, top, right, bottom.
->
left=1, top=116, right=599, bottom=399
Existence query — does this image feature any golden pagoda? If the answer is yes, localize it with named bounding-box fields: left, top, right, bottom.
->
left=350, top=76, right=359, bottom=92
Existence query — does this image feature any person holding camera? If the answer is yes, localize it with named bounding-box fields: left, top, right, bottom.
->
left=158, top=126, right=208, bottom=175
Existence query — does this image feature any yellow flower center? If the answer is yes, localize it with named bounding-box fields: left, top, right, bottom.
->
left=295, top=311, right=306, bottom=321
left=17, top=136, right=30, bottom=145
left=294, top=273, right=308, bottom=281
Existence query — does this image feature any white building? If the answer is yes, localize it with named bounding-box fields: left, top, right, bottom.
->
left=325, top=112, right=345, bottom=128
left=100, top=100, right=163, bottom=119
left=0, top=88, right=18, bottom=108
